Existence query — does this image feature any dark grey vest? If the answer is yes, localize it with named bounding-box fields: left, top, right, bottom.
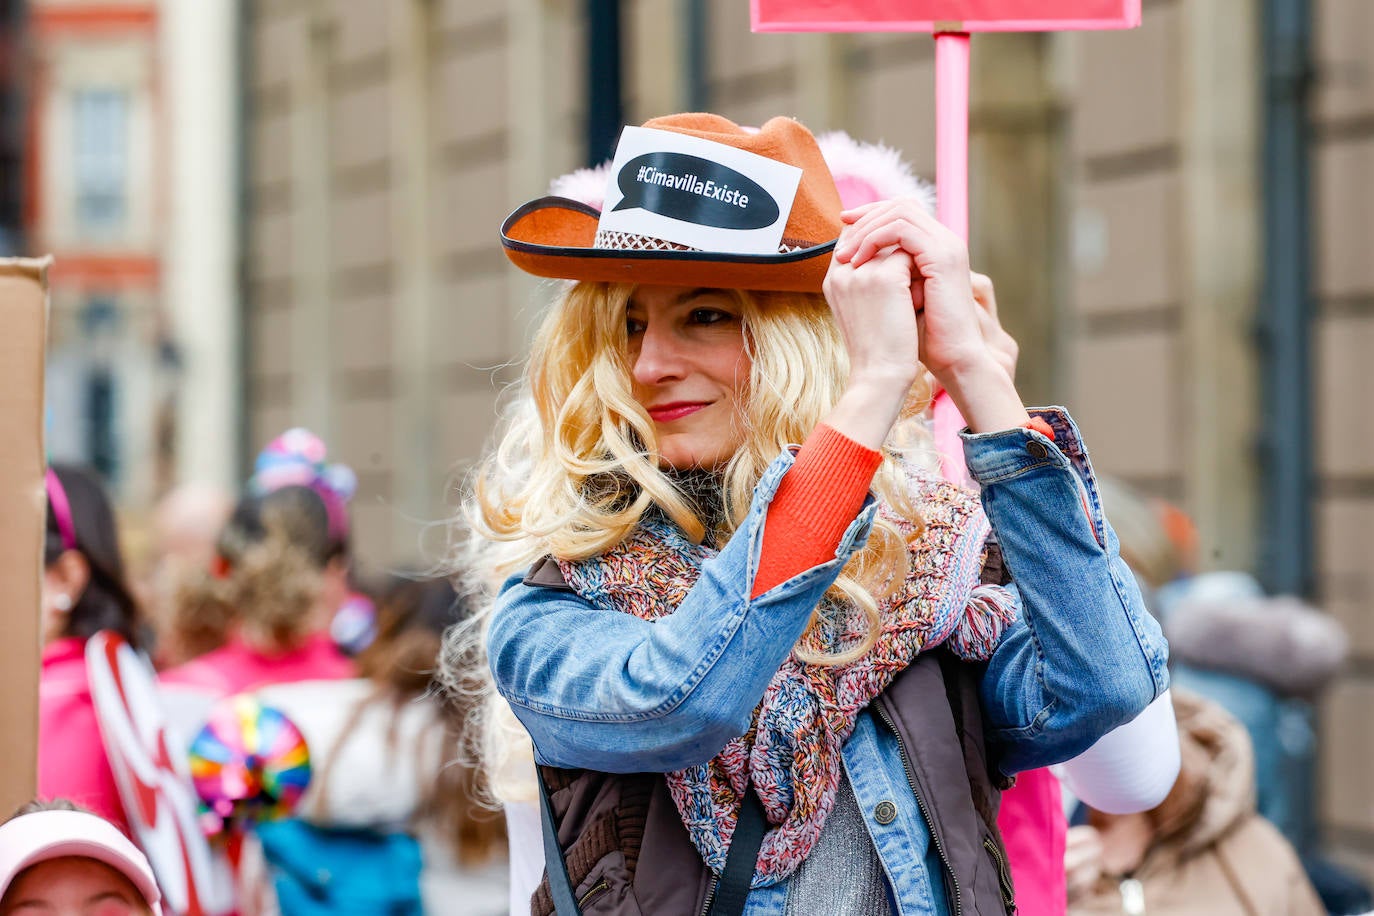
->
left=530, top=647, right=1017, bottom=916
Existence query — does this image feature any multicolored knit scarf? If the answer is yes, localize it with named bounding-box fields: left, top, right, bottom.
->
left=558, top=471, right=1017, bottom=886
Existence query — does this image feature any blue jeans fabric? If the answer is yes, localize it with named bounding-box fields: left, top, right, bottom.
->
left=488, top=407, right=1169, bottom=914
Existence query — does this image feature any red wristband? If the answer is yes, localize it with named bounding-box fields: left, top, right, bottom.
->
left=1024, top=417, right=1056, bottom=441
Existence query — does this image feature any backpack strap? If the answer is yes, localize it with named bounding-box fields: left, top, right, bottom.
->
left=537, top=765, right=585, bottom=916
left=707, top=788, right=767, bottom=916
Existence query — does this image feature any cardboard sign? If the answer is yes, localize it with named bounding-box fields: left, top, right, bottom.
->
left=0, top=258, right=48, bottom=818
left=88, top=633, right=235, bottom=916
left=752, top=0, right=1140, bottom=32
left=598, top=126, right=803, bottom=255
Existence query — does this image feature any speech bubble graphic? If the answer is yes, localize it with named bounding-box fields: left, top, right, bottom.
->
left=613, top=152, right=780, bottom=231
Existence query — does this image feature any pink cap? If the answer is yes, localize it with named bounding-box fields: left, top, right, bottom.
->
left=0, top=810, right=162, bottom=913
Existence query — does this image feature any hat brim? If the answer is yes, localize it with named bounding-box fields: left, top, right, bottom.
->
left=0, top=812, right=163, bottom=914
left=500, top=197, right=836, bottom=293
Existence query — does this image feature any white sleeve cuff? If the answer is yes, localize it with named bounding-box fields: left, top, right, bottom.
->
left=1055, top=690, right=1180, bottom=814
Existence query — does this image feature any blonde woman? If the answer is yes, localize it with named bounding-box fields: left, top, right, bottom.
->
left=450, top=113, right=1169, bottom=916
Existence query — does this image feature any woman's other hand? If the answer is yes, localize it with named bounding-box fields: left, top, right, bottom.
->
left=823, top=243, right=920, bottom=390
left=819, top=244, right=922, bottom=450
left=1065, top=824, right=1106, bottom=903
left=971, top=271, right=1018, bottom=383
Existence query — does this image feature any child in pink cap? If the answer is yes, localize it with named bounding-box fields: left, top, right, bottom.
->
left=0, top=801, right=162, bottom=915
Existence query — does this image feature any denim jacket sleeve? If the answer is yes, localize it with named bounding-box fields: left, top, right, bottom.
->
left=486, top=448, right=880, bottom=773
left=963, top=407, right=1170, bottom=776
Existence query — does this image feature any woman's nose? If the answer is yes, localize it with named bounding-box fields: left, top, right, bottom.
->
left=631, top=323, right=687, bottom=386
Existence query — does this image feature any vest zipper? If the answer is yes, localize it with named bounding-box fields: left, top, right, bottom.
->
left=983, top=836, right=1018, bottom=914
left=698, top=875, right=719, bottom=916
left=579, top=879, right=609, bottom=909
left=874, top=702, right=963, bottom=916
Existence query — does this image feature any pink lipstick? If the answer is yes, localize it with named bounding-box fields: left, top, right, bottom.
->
left=648, top=402, right=708, bottom=423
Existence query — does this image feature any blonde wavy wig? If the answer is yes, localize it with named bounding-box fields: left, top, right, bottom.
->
left=442, top=280, right=937, bottom=802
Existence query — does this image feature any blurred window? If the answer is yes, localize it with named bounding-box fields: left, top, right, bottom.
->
left=72, top=88, right=129, bottom=236
left=81, top=298, right=122, bottom=484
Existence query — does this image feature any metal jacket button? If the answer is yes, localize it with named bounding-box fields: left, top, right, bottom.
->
left=1026, top=440, right=1050, bottom=459
left=874, top=801, right=898, bottom=825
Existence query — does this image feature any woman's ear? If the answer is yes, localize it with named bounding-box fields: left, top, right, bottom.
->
left=50, top=549, right=92, bottom=603
left=42, top=549, right=93, bottom=642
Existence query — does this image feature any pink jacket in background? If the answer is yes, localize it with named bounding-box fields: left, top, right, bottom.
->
left=38, top=638, right=128, bottom=835
left=159, top=632, right=354, bottom=698
left=999, top=767, right=1068, bottom=916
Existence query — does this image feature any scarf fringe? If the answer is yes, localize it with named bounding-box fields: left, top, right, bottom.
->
left=948, top=584, right=1018, bottom=661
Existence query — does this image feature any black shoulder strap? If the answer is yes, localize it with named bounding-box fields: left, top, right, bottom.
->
left=708, top=788, right=767, bottom=916
left=537, top=765, right=584, bottom=916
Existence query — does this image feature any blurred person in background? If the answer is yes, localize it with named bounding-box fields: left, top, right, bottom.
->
left=39, top=463, right=145, bottom=834
left=1094, top=478, right=1365, bottom=915
left=240, top=576, right=507, bottom=915
left=1065, top=690, right=1322, bottom=916
left=141, top=481, right=234, bottom=668
left=0, top=799, right=163, bottom=915
left=160, top=430, right=356, bottom=727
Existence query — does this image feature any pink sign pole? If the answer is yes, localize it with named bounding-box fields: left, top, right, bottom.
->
left=751, top=1, right=1141, bottom=34
left=933, top=31, right=971, bottom=243
left=930, top=31, right=974, bottom=483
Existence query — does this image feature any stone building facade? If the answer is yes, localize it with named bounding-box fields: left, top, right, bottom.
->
left=1308, top=0, right=1374, bottom=876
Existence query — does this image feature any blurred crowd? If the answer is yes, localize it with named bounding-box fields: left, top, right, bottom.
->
left=25, top=432, right=507, bottom=914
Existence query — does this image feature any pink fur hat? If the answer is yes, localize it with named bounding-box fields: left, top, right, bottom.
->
left=814, top=131, right=936, bottom=212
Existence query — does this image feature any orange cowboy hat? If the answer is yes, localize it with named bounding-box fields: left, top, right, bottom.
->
left=499, top=113, right=843, bottom=293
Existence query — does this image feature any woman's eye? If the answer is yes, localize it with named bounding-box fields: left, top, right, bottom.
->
left=626, top=316, right=646, bottom=335
left=689, top=308, right=732, bottom=325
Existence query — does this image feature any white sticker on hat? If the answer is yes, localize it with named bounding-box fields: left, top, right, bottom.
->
left=597, top=126, right=804, bottom=255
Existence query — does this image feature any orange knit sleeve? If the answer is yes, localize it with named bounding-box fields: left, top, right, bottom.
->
left=751, top=424, right=884, bottom=599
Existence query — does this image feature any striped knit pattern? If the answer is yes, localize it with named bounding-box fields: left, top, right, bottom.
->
left=558, top=468, right=1018, bottom=886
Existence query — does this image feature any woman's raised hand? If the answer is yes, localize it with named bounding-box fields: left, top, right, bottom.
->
left=832, top=198, right=1030, bottom=434
left=970, top=272, right=1019, bottom=383
left=822, top=241, right=921, bottom=392
left=818, top=243, right=924, bottom=450
left=835, top=199, right=988, bottom=386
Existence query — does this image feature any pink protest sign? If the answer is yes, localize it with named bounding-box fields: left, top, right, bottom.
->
left=752, top=0, right=1140, bottom=32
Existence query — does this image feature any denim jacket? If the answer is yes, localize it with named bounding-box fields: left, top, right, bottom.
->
left=488, top=408, right=1169, bottom=915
